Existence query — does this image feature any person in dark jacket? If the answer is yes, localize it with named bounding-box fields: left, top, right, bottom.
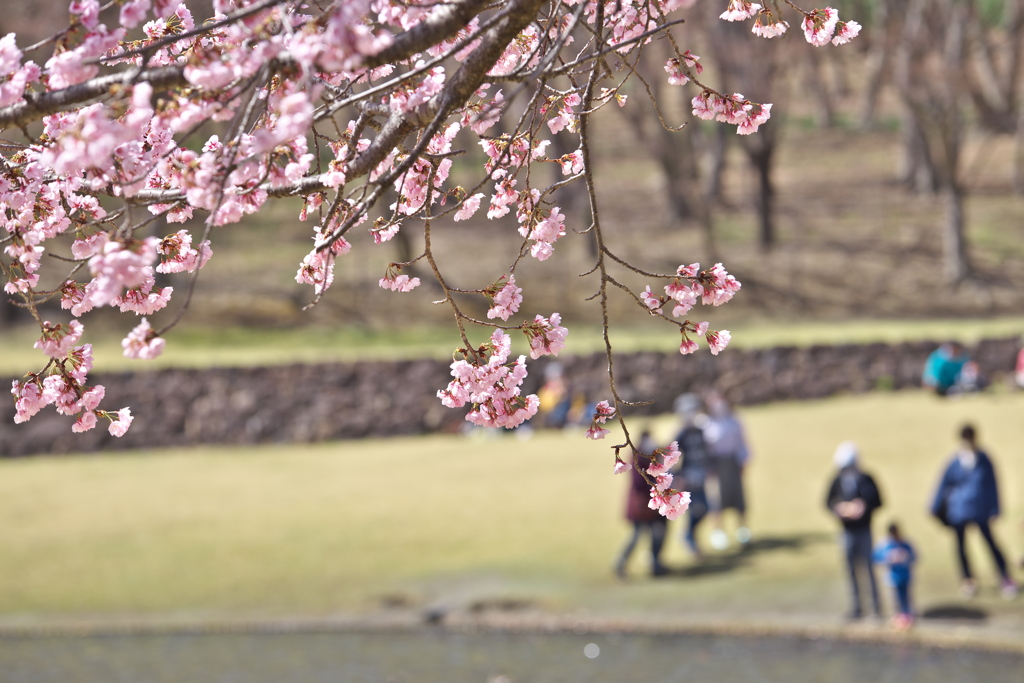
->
left=826, top=441, right=883, bottom=619
left=931, top=424, right=1018, bottom=599
left=614, top=431, right=669, bottom=579
left=672, top=393, right=710, bottom=557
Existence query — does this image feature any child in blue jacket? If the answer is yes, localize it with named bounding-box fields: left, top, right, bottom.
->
left=873, top=522, right=917, bottom=629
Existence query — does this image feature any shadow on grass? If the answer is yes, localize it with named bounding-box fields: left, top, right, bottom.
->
left=919, top=604, right=988, bottom=622
left=664, top=532, right=833, bottom=579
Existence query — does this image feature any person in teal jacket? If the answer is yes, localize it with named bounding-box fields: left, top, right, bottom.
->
left=921, top=342, right=968, bottom=396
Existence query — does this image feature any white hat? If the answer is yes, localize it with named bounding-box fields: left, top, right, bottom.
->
left=833, top=441, right=859, bottom=469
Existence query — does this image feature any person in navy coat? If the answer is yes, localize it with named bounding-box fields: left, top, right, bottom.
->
left=931, top=424, right=1017, bottom=598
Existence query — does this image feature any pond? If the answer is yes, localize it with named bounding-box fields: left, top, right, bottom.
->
left=1, top=627, right=1021, bottom=683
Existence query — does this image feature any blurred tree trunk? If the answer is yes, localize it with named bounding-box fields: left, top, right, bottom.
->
left=1015, top=103, right=1024, bottom=192
left=702, top=123, right=729, bottom=205
left=616, top=42, right=718, bottom=260
left=857, top=0, right=900, bottom=129
left=900, top=114, right=939, bottom=194
left=744, top=131, right=776, bottom=251
left=803, top=49, right=836, bottom=128
left=895, top=0, right=972, bottom=281
left=963, top=0, right=1024, bottom=133
left=706, top=13, right=783, bottom=252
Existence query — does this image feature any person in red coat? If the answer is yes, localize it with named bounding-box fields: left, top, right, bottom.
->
left=614, top=431, right=669, bottom=579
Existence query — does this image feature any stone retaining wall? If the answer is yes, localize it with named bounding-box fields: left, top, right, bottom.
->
left=2, top=337, right=1019, bottom=456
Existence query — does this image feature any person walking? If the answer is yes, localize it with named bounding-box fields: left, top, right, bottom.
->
left=826, top=441, right=883, bottom=620
left=614, top=431, right=669, bottom=579
left=930, top=424, right=1018, bottom=599
left=702, top=391, right=752, bottom=550
left=873, top=522, right=917, bottom=630
left=672, top=394, right=710, bottom=557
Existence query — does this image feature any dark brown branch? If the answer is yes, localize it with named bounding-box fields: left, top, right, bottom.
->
left=0, top=66, right=188, bottom=130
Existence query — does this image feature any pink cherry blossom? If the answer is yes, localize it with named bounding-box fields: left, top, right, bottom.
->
left=752, top=9, right=789, bottom=38
left=677, top=263, right=700, bottom=278
left=486, top=275, right=523, bottom=321
left=87, top=237, right=159, bottom=309
left=0, top=33, right=22, bottom=78
left=613, top=459, right=631, bottom=475
left=654, top=472, right=674, bottom=492
left=157, top=230, right=213, bottom=274
left=378, top=273, right=421, bottom=292
left=34, top=320, right=84, bottom=359
left=649, top=488, right=691, bottom=520
left=721, top=1, right=762, bottom=22
left=641, top=286, right=664, bottom=315
left=107, top=408, right=134, bottom=437
left=11, top=379, right=46, bottom=424
left=679, top=337, right=699, bottom=355
left=80, top=385, right=105, bottom=412
left=832, top=20, right=862, bottom=46
left=646, top=441, right=681, bottom=475
left=72, top=410, right=98, bottom=433
left=664, top=50, right=702, bottom=86
left=699, top=262, right=743, bottom=305
left=558, top=150, right=584, bottom=176
left=122, top=318, right=166, bottom=359
left=524, top=313, right=568, bottom=359
left=454, top=193, right=485, bottom=221
left=593, top=400, right=616, bottom=423
left=802, top=7, right=840, bottom=47
left=120, top=0, right=151, bottom=29
left=707, top=329, right=732, bottom=355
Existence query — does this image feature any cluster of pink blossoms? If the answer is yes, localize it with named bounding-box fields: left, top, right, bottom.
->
left=802, top=7, right=861, bottom=46
left=664, top=50, right=702, bottom=86
left=751, top=9, right=789, bottom=39
left=639, top=262, right=740, bottom=355
left=644, top=442, right=691, bottom=519
left=721, top=2, right=789, bottom=39
left=437, top=330, right=541, bottom=430
left=523, top=313, right=568, bottom=360
left=437, top=312, right=567, bottom=429
left=122, top=318, right=167, bottom=360
left=613, top=440, right=692, bottom=520
left=11, top=343, right=132, bottom=436
left=720, top=3, right=860, bottom=46
left=485, top=275, right=523, bottom=322
left=692, top=91, right=772, bottom=135
left=586, top=400, right=617, bottom=440
left=720, top=0, right=762, bottom=22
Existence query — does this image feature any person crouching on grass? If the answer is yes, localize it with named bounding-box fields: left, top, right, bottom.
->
left=873, top=522, right=917, bottom=630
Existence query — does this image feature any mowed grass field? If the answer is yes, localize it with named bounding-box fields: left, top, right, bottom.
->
left=1, top=389, right=1023, bottom=640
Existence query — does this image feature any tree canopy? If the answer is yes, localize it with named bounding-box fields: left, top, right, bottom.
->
left=2, top=1, right=861, bottom=517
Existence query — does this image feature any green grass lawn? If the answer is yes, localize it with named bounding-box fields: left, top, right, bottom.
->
left=1, top=390, right=1023, bottom=641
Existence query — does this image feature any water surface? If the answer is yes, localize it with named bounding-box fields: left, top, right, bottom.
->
left=1, top=628, right=1020, bottom=683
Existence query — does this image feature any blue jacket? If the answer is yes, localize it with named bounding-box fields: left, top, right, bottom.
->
left=872, top=538, right=916, bottom=587
left=931, top=450, right=1000, bottom=525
